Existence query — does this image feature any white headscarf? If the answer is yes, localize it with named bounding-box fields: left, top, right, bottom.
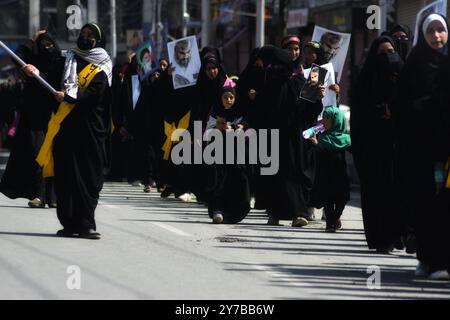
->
left=63, top=47, right=112, bottom=100
left=422, top=14, right=448, bottom=36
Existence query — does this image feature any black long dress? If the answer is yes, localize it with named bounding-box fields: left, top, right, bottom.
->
left=123, top=64, right=156, bottom=186
left=145, top=70, right=173, bottom=187
left=108, top=63, right=131, bottom=182
left=53, top=56, right=111, bottom=232
left=206, top=102, right=251, bottom=224
left=236, top=47, right=264, bottom=128
left=396, top=16, right=449, bottom=270
left=435, top=55, right=450, bottom=273
left=158, top=77, right=197, bottom=196
left=253, top=46, right=322, bottom=220
left=0, top=34, right=64, bottom=203
left=351, top=36, right=404, bottom=251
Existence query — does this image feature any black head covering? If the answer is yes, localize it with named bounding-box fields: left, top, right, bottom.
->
left=280, top=35, right=302, bottom=72
left=81, top=23, right=107, bottom=48
left=357, top=35, right=403, bottom=104
left=258, top=45, right=293, bottom=69
left=200, top=46, right=223, bottom=64
left=390, top=24, right=413, bottom=62
left=237, top=47, right=264, bottom=94
left=258, top=46, right=294, bottom=84
left=213, top=82, right=242, bottom=123
left=195, top=55, right=228, bottom=123
left=303, top=41, right=327, bottom=67
left=32, top=32, right=61, bottom=67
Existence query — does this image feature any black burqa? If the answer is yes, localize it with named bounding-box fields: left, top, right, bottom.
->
left=236, top=47, right=265, bottom=129
left=205, top=88, right=251, bottom=223
left=396, top=15, right=449, bottom=270
left=253, top=46, right=322, bottom=219
left=390, top=24, right=413, bottom=63
left=107, top=62, right=130, bottom=181
left=124, top=58, right=156, bottom=186
left=53, top=25, right=112, bottom=232
left=0, top=33, right=64, bottom=203
left=351, top=36, right=404, bottom=250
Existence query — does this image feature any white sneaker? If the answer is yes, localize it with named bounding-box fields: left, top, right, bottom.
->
left=178, top=193, right=193, bottom=202
left=250, top=197, right=256, bottom=209
left=212, top=212, right=224, bottom=224
left=415, top=262, right=430, bottom=277
left=131, top=181, right=144, bottom=187
left=428, top=270, right=450, bottom=281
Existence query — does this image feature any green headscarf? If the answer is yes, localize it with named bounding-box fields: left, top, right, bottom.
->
left=318, top=106, right=351, bottom=151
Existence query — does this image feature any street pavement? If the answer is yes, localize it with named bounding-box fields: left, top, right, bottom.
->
left=1, top=182, right=449, bottom=300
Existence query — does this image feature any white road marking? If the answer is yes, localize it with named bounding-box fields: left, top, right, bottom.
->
left=150, top=222, right=193, bottom=237
left=98, top=202, right=120, bottom=210
left=249, top=264, right=307, bottom=287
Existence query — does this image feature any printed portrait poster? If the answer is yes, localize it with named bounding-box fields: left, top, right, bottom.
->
left=312, top=26, right=351, bottom=83
left=303, top=62, right=337, bottom=108
left=168, top=36, right=201, bottom=90
left=300, top=64, right=329, bottom=103
left=136, top=40, right=158, bottom=80
left=413, top=0, right=448, bottom=46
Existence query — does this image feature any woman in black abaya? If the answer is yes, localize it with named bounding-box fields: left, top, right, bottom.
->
left=254, top=46, right=323, bottom=227
left=23, top=24, right=113, bottom=239
left=396, top=14, right=450, bottom=278
left=0, top=32, right=64, bottom=208
left=236, top=47, right=265, bottom=129
left=351, top=35, right=404, bottom=253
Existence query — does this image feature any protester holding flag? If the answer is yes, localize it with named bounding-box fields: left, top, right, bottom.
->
left=24, top=23, right=112, bottom=240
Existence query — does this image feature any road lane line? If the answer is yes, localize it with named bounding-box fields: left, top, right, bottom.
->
left=98, top=201, right=120, bottom=210
left=150, top=222, right=193, bottom=237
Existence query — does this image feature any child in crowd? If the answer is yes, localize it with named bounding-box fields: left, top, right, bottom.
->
left=205, top=79, right=251, bottom=224
left=309, top=107, right=351, bottom=232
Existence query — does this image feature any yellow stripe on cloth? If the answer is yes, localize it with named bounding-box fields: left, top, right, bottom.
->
left=36, top=64, right=103, bottom=178
left=162, top=111, right=191, bottom=161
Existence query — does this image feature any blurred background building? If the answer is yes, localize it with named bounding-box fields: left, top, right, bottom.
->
left=1, top=0, right=449, bottom=104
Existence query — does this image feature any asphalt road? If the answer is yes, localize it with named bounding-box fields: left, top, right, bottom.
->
left=1, top=182, right=449, bottom=300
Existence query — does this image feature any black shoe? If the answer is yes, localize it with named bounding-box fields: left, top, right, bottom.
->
left=28, top=198, right=45, bottom=209
left=394, top=237, right=405, bottom=251
left=376, top=245, right=394, bottom=254
left=326, top=222, right=337, bottom=233
left=78, top=229, right=101, bottom=240
left=267, top=215, right=280, bottom=226
left=405, top=234, right=417, bottom=254
left=161, top=187, right=173, bottom=198
left=56, top=229, right=78, bottom=238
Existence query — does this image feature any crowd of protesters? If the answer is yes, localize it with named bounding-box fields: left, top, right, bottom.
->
left=0, top=14, right=448, bottom=280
